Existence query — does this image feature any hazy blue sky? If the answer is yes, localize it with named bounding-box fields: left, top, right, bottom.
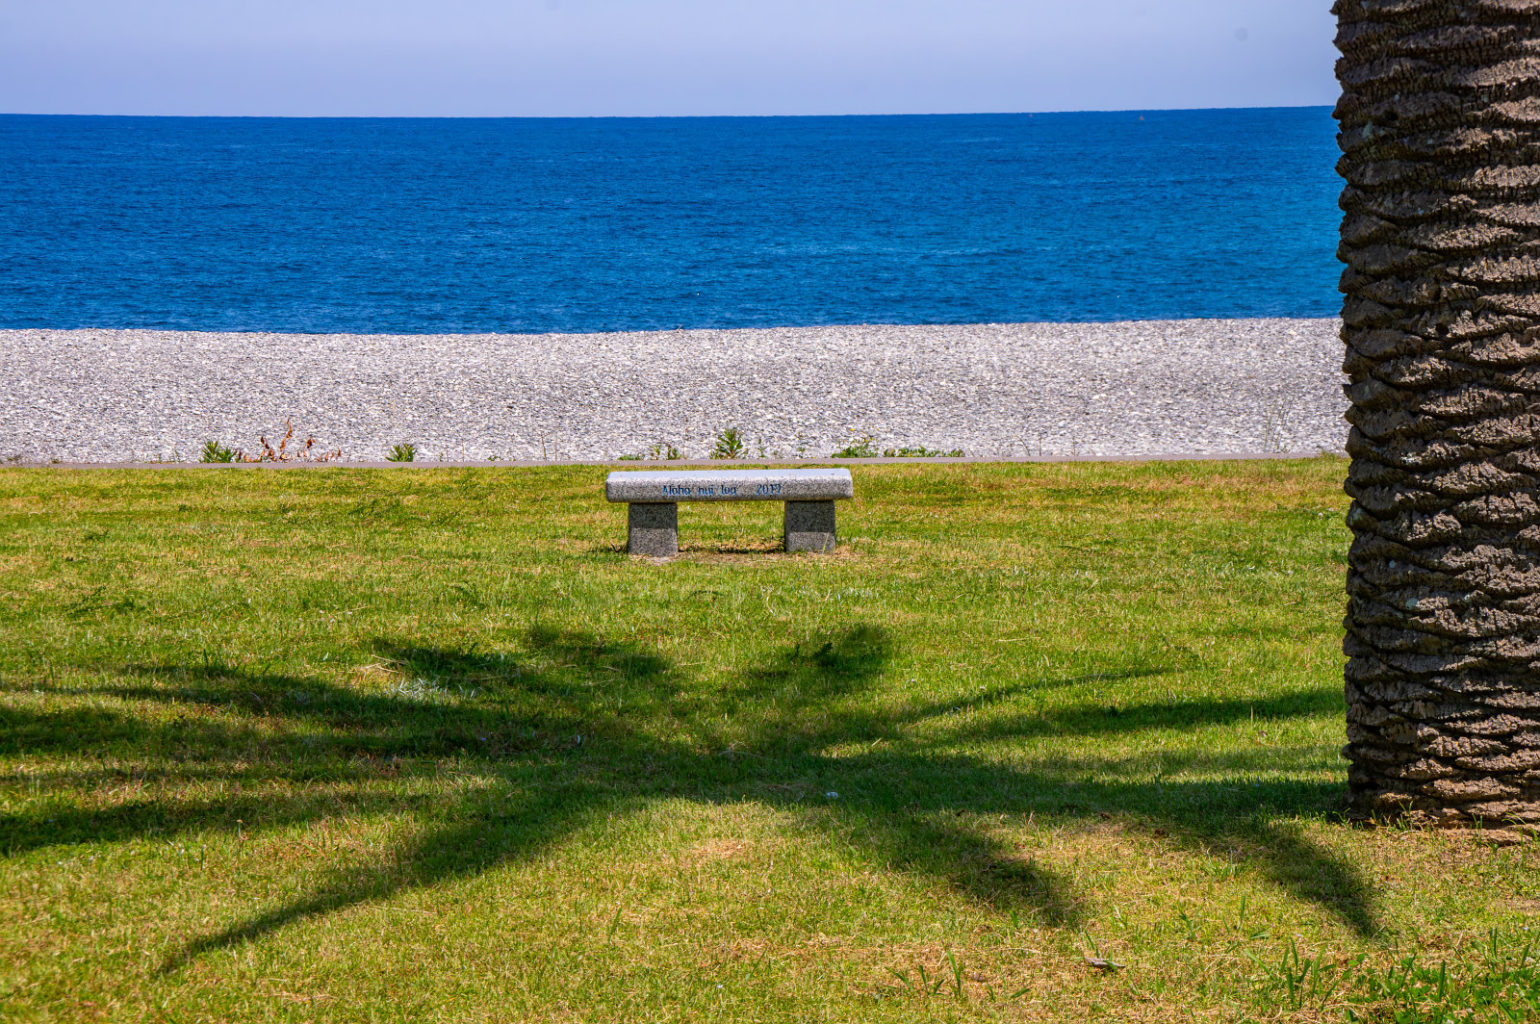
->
left=0, top=1, right=1337, bottom=117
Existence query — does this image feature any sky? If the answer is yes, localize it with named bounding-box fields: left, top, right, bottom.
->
left=0, top=1, right=1338, bottom=118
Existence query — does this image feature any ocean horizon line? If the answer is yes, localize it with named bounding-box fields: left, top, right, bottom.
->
left=0, top=104, right=1334, bottom=122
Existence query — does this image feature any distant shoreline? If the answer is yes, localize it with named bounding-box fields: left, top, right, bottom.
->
left=0, top=320, right=1346, bottom=465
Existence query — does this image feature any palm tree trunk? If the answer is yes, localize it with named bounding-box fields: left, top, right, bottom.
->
left=1336, top=0, right=1540, bottom=824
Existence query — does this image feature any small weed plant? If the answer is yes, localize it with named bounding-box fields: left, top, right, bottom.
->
left=711, top=428, right=745, bottom=460
left=386, top=443, right=417, bottom=463
left=620, top=443, right=684, bottom=461
left=832, top=433, right=963, bottom=458
left=830, top=432, right=879, bottom=458
left=883, top=445, right=965, bottom=458
left=198, top=440, right=235, bottom=463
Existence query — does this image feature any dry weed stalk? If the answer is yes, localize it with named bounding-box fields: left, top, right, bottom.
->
left=237, top=419, right=342, bottom=463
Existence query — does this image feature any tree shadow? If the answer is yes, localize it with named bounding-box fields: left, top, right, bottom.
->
left=165, top=781, right=602, bottom=971
left=2, top=625, right=1376, bottom=972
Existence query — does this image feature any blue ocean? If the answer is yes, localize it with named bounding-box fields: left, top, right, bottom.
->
left=0, top=108, right=1339, bottom=334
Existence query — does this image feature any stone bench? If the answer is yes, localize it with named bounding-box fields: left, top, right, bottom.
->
left=605, top=468, right=854, bottom=557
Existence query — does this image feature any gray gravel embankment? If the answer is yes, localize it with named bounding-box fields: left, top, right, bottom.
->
left=0, top=320, right=1346, bottom=463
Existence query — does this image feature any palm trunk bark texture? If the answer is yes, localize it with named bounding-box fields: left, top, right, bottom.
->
left=1336, top=0, right=1540, bottom=823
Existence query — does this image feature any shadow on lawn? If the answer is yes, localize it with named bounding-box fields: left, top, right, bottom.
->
left=0, top=625, right=1371, bottom=969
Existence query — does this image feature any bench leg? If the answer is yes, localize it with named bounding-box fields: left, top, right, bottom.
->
left=627, top=502, right=678, bottom=557
left=784, top=500, right=837, bottom=553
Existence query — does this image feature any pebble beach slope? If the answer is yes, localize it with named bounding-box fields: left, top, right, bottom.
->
left=0, top=320, right=1346, bottom=464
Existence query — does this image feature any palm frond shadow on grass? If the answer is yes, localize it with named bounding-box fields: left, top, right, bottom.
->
left=0, top=624, right=1373, bottom=972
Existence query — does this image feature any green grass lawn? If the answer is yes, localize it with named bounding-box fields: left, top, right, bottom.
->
left=2, top=460, right=1537, bottom=1023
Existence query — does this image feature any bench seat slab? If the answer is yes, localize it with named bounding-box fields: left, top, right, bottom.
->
left=606, top=468, right=853, bottom=503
